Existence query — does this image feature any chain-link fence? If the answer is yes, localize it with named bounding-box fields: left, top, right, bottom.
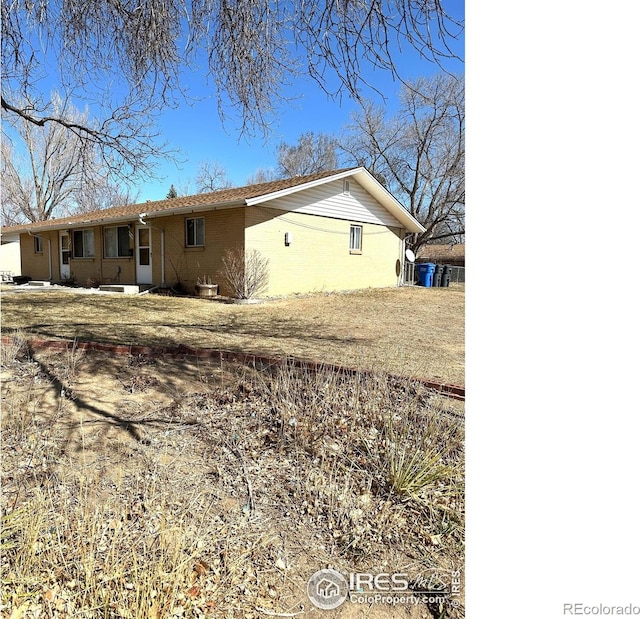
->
left=449, top=266, right=465, bottom=283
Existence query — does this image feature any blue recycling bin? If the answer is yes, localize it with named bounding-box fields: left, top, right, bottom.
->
left=416, top=263, right=428, bottom=286
left=416, top=263, right=436, bottom=287
left=426, top=263, right=436, bottom=286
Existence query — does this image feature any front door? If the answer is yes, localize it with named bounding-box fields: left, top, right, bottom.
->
left=135, top=226, right=152, bottom=284
left=59, top=231, right=70, bottom=280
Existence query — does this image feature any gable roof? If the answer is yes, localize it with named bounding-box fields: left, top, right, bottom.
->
left=1, top=167, right=426, bottom=235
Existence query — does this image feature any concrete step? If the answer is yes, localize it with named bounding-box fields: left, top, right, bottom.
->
left=99, top=285, right=140, bottom=294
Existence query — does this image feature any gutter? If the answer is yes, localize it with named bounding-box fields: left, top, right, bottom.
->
left=11, top=199, right=246, bottom=235
left=135, top=200, right=244, bottom=220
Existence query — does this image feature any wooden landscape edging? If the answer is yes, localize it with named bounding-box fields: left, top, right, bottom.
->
left=2, top=335, right=465, bottom=401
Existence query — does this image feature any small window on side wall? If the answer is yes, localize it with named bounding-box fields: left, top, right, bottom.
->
left=349, top=224, right=362, bottom=253
left=34, top=236, right=43, bottom=254
left=186, top=217, right=205, bottom=247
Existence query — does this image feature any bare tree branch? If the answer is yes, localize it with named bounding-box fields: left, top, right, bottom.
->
left=277, top=132, right=339, bottom=178
left=342, top=73, right=464, bottom=251
left=245, top=167, right=278, bottom=185
left=195, top=160, right=233, bottom=192
left=1, top=93, right=140, bottom=224
left=2, top=0, right=463, bottom=143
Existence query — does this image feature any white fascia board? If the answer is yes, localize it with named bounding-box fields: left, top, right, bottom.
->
left=244, top=169, right=362, bottom=207
left=13, top=200, right=246, bottom=233
left=135, top=200, right=245, bottom=221
left=245, top=167, right=426, bottom=234
left=15, top=216, right=139, bottom=234
left=351, top=169, right=426, bottom=234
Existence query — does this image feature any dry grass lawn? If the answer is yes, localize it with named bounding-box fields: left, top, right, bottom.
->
left=1, top=337, right=464, bottom=618
left=0, top=285, right=464, bottom=385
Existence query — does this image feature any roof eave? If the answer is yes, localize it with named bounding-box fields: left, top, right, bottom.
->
left=2, top=167, right=426, bottom=235
left=351, top=169, right=426, bottom=234
left=136, top=199, right=245, bottom=221
left=244, top=168, right=360, bottom=206
left=245, top=167, right=426, bottom=234
left=6, top=199, right=246, bottom=234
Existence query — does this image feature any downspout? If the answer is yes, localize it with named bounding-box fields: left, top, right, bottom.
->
left=28, top=231, right=52, bottom=280
left=160, top=228, right=165, bottom=285
left=398, top=229, right=409, bottom=286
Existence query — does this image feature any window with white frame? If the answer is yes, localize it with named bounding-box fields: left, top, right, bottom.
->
left=349, top=224, right=362, bottom=253
left=104, top=225, right=132, bottom=257
left=186, top=217, right=205, bottom=247
left=72, top=229, right=95, bottom=258
left=34, top=236, right=43, bottom=254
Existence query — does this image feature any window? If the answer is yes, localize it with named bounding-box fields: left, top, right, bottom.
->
left=104, top=225, right=132, bottom=257
left=72, top=229, right=95, bottom=258
left=34, top=236, right=43, bottom=254
left=186, top=217, right=205, bottom=247
left=349, top=225, right=362, bottom=253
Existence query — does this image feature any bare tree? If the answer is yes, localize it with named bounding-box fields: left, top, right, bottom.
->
left=176, top=179, right=195, bottom=198
left=1, top=96, right=83, bottom=223
left=342, top=74, right=465, bottom=252
left=1, top=90, right=167, bottom=186
left=72, top=182, right=140, bottom=216
left=246, top=168, right=279, bottom=185
left=195, top=161, right=233, bottom=193
left=277, top=132, right=339, bottom=178
left=2, top=0, right=462, bottom=162
left=1, top=92, right=138, bottom=224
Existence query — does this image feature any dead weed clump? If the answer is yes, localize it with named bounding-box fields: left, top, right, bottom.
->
left=1, top=351, right=464, bottom=618
left=0, top=330, right=28, bottom=368
left=254, top=363, right=465, bottom=559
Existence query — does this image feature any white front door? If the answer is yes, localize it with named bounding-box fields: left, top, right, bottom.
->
left=59, top=231, right=70, bottom=280
left=135, top=226, right=152, bottom=284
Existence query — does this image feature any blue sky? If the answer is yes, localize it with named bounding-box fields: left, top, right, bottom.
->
left=140, top=2, right=465, bottom=200
left=2, top=2, right=464, bottom=202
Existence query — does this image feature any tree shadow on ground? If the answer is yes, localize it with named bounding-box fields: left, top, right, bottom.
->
left=4, top=308, right=365, bottom=359
left=26, top=345, right=207, bottom=450
left=0, top=291, right=365, bottom=345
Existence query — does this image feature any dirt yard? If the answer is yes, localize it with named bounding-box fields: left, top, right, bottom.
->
left=1, top=336, right=464, bottom=618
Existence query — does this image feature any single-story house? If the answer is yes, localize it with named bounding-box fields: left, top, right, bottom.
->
left=1, top=167, right=425, bottom=297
